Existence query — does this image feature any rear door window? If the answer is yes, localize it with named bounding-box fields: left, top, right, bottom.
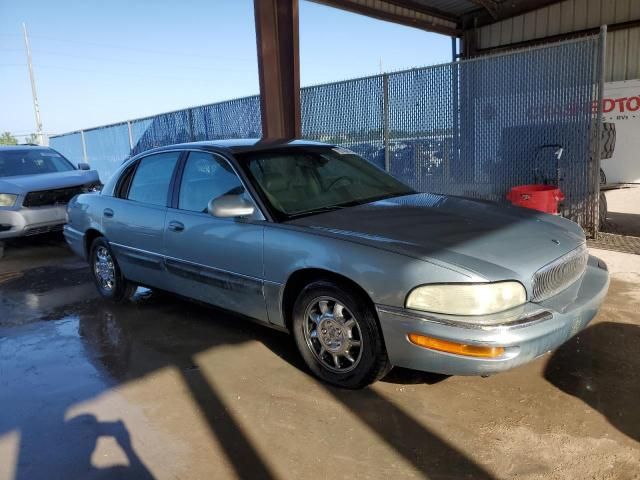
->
left=127, top=152, right=180, bottom=207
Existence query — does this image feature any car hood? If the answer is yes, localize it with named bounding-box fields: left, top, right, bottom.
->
left=0, top=170, right=100, bottom=195
left=287, top=193, right=586, bottom=282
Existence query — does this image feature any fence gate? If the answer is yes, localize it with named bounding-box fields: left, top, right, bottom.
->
left=51, top=33, right=605, bottom=236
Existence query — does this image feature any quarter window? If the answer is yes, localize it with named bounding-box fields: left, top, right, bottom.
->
left=127, top=152, right=180, bottom=206
left=178, top=152, right=245, bottom=213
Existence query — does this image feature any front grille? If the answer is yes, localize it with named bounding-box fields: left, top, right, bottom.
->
left=22, top=185, right=85, bottom=207
left=532, top=243, right=589, bottom=302
left=24, top=224, right=64, bottom=236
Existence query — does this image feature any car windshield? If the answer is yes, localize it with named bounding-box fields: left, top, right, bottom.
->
left=0, top=149, right=75, bottom=177
left=239, top=147, right=414, bottom=219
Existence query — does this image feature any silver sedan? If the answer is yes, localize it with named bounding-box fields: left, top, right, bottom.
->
left=64, top=140, right=609, bottom=388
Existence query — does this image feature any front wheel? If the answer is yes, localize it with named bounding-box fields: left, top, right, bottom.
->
left=90, top=237, right=137, bottom=302
left=292, top=280, right=390, bottom=389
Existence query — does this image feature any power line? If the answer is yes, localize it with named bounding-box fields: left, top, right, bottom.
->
left=1, top=62, right=255, bottom=81
left=28, top=34, right=256, bottom=61
left=27, top=49, right=257, bottom=70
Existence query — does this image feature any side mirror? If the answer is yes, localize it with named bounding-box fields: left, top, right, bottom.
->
left=78, top=163, right=91, bottom=170
left=208, top=194, right=255, bottom=218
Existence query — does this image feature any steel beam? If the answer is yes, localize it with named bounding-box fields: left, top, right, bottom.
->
left=377, top=0, right=459, bottom=24
left=467, top=0, right=498, bottom=19
left=254, top=0, right=301, bottom=140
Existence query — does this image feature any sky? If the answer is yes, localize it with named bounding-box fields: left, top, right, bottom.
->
left=0, top=0, right=452, bottom=138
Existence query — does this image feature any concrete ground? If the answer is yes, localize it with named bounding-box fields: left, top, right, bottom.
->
left=1, top=236, right=639, bottom=480
left=603, top=185, right=640, bottom=237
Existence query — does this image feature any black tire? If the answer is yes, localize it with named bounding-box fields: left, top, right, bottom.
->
left=601, top=123, right=616, bottom=160
left=590, top=122, right=616, bottom=160
left=600, top=168, right=607, bottom=186
left=599, top=192, right=608, bottom=229
left=89, top=237, right=137, bottom=302
left=292, top=280, right=390, bottom=389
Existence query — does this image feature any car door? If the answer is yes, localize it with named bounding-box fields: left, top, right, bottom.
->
left=102, top=151, right=181, bottom=289
left=163, top=150, right=268, bottom=322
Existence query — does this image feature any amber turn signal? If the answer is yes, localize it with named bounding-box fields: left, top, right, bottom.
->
left=408, top=333, right=505, bottom=358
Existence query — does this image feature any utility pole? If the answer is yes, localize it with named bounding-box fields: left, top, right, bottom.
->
left=22, top=23, right=43, bottom=145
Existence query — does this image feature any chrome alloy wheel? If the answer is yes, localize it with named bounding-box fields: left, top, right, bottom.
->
left=303, top=296, right=363, bottom=373
left=94, top=246, right=116, bottom=292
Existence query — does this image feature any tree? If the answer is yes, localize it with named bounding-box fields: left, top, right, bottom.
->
left=24, top=133, right=39, bottom=144
left=0, top=132, right=18, bottom=145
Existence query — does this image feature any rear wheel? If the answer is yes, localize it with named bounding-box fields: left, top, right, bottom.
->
left=90, top=237, right=137, bottom=302
left=292, top=280, right=390, bottom=389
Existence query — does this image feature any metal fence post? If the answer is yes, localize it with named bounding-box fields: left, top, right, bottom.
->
left=187, top=108, right=195, bottom=141
left=80, top=129, right=88, bottom=162
left=383, top=73, right=390, bottom=172
left=450, top=46, right=459, bottom=182
left=127, top=121, right=134, bottom=151
left=593, top=25, right=607, bottom=238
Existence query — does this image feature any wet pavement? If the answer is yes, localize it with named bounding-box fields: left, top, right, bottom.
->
left=1, top=235, right=639, bottom=479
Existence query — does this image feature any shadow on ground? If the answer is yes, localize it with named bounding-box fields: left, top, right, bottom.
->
left=0, top=250, right=493, bottom=479
left=602, top=212, right=640, bottom=238
left=544, top=321, right=640, bottom=443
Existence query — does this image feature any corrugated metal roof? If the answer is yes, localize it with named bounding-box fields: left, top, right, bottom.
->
left=310, top=0, right=462, bottom=35
left=409, top=0, right=481, bottom=16
left=313, top=1, right=595, bottom=36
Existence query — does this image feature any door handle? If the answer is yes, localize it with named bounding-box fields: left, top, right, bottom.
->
left=168, top=220, right=185, bottom=232
left=103, top=208, right=114, bottom=218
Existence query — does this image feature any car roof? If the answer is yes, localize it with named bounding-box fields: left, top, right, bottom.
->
left=0, top=145, right=53, bottom=151
left=140, top=138, right=335, bottom=156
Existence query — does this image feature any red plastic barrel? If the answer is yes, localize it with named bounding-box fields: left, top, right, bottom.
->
left=506, top=184, right=565, bottom=214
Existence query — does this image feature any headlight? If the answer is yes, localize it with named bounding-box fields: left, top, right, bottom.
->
left=83, top=183, right=103, bottom=193
left=406, top=281, right=527, bottom=316
left=0, top=194, right=17, bottom=207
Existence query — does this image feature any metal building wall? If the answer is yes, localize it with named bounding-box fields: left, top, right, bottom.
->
left=475, top=0, right=640, bottom=81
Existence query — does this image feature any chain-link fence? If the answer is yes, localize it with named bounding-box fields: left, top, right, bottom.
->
left=51, top=34, right=603, bottom=235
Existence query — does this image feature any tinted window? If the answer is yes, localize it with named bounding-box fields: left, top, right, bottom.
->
left=0, top=148, right=75, bottom=177
left=178, top=152, right=245, bottom=213
left=127, top=152, right=180, bottom=206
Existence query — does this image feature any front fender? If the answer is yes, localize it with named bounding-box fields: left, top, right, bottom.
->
left=264, top=224, right=484, bottom=309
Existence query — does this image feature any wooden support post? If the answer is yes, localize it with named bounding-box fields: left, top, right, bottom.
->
left=254, top=0, right=301, bottom=140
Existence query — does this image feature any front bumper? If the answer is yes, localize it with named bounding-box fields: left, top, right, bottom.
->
left=0, top=205, right=67, bottom=240
left=376, top=255, right=610, bottom=376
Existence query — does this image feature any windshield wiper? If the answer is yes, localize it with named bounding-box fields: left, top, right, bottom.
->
left=287, top=192, right=412, bottom=219
left=288, top=205, right=347, bottom=218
